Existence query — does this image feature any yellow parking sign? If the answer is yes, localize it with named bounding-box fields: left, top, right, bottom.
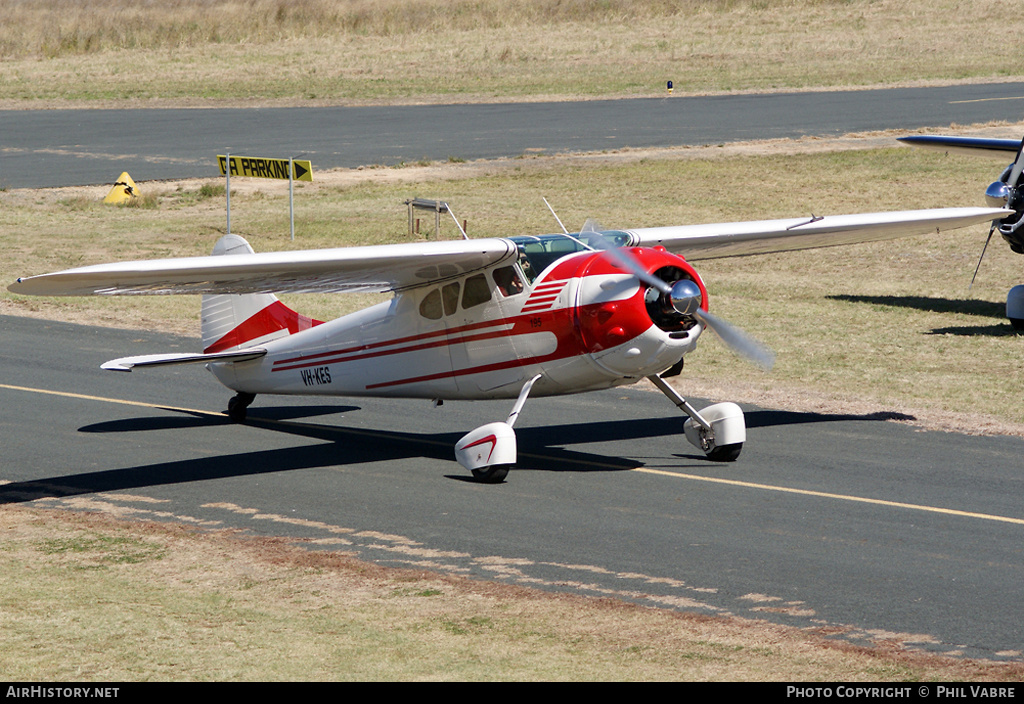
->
left=218, top=155, right=313, bottom=182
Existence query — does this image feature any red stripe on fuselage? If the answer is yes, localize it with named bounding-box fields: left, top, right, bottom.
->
left=271, top=318, right=517, bottom=371
left=361, top=299, right=649, bottom=390
left=269, top=279, right=571, bottom=371
left=272, top=325, right=519, bottom=372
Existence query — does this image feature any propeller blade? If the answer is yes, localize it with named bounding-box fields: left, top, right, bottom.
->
left=1008, top=137, right=1024, bottom=189
left=586, top=220, right=673, bottom=294
left=693, top=308, right=776, bottom=371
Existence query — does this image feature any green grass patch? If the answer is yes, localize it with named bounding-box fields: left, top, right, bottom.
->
left=36, top=534, right=166, bottom=566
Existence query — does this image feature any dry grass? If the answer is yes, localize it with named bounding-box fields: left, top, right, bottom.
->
left=2, top=504, right=1020, bottom=681
left=4, top=0, right=1024, bottom=682
left=1, top=0, right=1022, bottom=106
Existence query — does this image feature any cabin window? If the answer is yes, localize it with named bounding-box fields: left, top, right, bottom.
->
left=510, top=231, right=632, bottom=284
left=418, top=274, right=498, bottom=320
left=492, top=266, right=524, bottom=297
left=419, top=283, right=462, bottom=320
left=442, top=282, right=461, bottom=316
left=462, top=274, right=492, bottom=309
left=419, top=289, right=443, bottom=320
left=517, top=249, right=539, bottom=284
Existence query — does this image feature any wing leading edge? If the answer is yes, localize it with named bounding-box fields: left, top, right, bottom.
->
left=9, top=238, right=518, bottom=297
left=628, top=207, right=1010, bottom=260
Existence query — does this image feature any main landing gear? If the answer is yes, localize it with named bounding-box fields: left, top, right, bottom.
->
left=454, top=374, right=541, bottom=483
left=226, top=392, right=256, bottom=422
left=647, top=374, right=745, bottom=462
left=1007, top=285, right=1024, bottom=331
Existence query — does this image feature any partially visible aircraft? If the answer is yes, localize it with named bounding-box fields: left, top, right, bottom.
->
left=899, top=133, right=1024, bottom=327
left=8, top=178, right=1009, bottom=481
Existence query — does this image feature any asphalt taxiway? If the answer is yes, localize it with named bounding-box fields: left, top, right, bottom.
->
left=4, top=82, right=1024, bottom=188
left=3, top=315, right=1023, bottom=660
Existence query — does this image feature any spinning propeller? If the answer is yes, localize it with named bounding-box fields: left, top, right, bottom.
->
left=991, top=136, right=1024, bottom=244
left=583, top=220, right=776, bottom=370
left=969, top=136, right=1024, bottom=289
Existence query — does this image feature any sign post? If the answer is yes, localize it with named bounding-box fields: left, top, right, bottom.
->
left=218, top=154, right=314, bottom=239
left=225, top=153, right=231, bottom=234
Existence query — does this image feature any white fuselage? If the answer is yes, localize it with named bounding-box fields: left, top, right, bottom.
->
left=208, top=249, right=703, bottom=401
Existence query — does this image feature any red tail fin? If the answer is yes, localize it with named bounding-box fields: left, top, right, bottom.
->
left=200, top=235, right=322, bottom=353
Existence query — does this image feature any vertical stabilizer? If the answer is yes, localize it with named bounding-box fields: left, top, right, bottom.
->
left=201, top=235, right=322, bottom=353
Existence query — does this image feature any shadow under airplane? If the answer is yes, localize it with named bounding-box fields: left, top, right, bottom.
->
left=0, top=400, right=917, bottom=504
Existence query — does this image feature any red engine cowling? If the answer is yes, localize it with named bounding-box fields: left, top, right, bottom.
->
left=545, top=246, right=708, bottom=378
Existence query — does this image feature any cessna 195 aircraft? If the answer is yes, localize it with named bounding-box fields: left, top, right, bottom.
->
left=900, top=133, right=1024, bottom=328
left=9, top=157, right=1017, bottom=482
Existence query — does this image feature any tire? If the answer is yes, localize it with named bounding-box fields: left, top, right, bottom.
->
left=705, top=443, right=742, bottom=462
left=227, top=393, right=255, bottom=423
left=471, top=465, right=510, bottom=483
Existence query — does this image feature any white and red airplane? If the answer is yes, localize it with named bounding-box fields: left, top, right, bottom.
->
left=900, top=133, right=1024, bottom=327
left=9, top=196, right=1009, bottom=482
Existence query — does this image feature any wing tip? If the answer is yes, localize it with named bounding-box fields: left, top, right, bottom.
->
left=100, top=360, right=134, bottom=372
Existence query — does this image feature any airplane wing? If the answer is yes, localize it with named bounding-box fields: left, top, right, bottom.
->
left=898, top=135, right=1022, bottom=159
left=9, top=208, right=1009, bottom=296
left=9, top=238, right=518, bottom=297
left=627, top=207, right=1010, bottom=260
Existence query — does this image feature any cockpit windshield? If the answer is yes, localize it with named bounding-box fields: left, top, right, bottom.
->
left=509, top=231, right=633, bottom=284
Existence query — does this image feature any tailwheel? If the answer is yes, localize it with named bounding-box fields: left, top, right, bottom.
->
left=471, top=465, right=511, bottom=484
left=227, top=392, right=256, bottom=422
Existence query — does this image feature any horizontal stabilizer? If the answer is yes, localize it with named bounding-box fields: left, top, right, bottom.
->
left=101, top=348, right=266, bottom=372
